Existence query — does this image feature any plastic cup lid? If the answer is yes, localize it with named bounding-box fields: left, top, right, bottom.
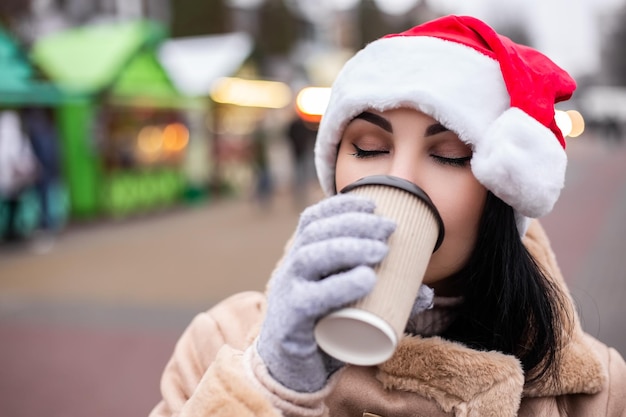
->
left=340, top=175, right=445, bottom=251
left=314, top=308, right=398, bottom=366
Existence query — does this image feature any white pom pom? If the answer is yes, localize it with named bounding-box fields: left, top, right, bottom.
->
left=471, top=108, right=567, bottom=219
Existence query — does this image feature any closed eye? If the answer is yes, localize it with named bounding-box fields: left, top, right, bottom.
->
left=351, top=144, right=389, bottom=158
left=432, top=155, right=471, bottom=167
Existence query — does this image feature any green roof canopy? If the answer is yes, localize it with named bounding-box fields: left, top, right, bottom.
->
left=108, top=48, right=199, bottom=108
left=0, top=26, right=63, bottom=105
left=31, top=20, right=167, bottom=94
left=112, top=50, right=177, bottom=98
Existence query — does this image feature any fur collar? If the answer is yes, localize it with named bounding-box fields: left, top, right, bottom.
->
left=374, top=221, right=607, bottom=416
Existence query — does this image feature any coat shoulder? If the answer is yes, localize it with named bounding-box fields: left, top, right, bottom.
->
left=585, top=335, right=626, bottom=416
left=550, top=334, right=626, bottom=417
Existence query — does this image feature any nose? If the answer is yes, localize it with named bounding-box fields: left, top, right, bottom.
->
left=387, top=153, right=424, bottom=188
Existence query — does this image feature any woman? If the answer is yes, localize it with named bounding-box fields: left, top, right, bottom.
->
left=150, top=15, right=626, bottom=417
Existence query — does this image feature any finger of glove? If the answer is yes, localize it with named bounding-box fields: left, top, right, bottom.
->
left=297, top=194, right=376, bottom=233
left=296, top=211, right=396, bottom=247
left=405, top=285, right=435, bottom=334
left=291, top=237, right=388, bottom=280
left=294, top=265, right=377, bottom=316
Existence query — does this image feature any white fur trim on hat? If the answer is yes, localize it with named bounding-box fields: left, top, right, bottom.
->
left=315, top=35, right=509, bottom=197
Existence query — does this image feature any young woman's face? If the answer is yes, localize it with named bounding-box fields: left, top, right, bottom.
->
left=335, top=107, right=487, bottom=294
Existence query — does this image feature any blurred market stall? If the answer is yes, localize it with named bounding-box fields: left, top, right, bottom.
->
left=30, top=20, right=194, bottom=219
left=29, top=19, right=294, bottom=222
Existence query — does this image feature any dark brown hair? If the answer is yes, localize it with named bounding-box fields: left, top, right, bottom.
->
left=442, top=191, right=568, bottom=385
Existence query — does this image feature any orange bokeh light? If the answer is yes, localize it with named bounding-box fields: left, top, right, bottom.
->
left=163, top=123, right=190, bottom=152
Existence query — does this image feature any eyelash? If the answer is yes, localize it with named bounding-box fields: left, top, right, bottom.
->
left=351, top=145, right=388, bottom=159
left=432, top=155, right=472, bottom=167
left=351, top=144, right=471, bottom=167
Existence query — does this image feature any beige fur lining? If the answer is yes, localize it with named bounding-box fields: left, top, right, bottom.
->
left=185, top=346, right=280, bottom=417
left=377, top=335, right=524, bottom=417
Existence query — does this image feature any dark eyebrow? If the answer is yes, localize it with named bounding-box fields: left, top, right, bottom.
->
left=425, top=123, right=449, bottom=137
left=352, top=111, right=393, bottom=133
left=353, top=112, right=449, bottom=137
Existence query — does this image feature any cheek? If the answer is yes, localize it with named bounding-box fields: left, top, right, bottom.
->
left=423, top=177, right=487, bottom=282
left=334, top=145, right=380, bottom=191
left=334, top=158, right=357, bottom=192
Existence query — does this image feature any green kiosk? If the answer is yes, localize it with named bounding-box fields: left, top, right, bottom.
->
left=31, top=20, right=205, bottom=219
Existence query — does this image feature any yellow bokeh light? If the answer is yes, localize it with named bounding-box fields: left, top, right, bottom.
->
left=210, top=77, right=292, bottom=109
left=137, top=126, right=163, bottom=154
left=296, top=87, right=331, bottom=117
left=566, top=110, right=585, bottom=138
left=555, top=110, right=573, bottom=138
left=555, top=109, right=585, bottom=138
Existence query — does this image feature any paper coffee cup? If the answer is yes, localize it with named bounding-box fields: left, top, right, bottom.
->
left=314, top=175, right=444, bottom=366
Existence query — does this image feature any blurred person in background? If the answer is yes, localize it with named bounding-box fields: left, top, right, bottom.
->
left=150, top=15, right=626, bottom=417
left=21, top=107, right=63, bottom=252
left=286, top=114, right=317, bottom=209
left=251, top=119, right=274, bottom=211
left=0, top=109, right=39, bottom=243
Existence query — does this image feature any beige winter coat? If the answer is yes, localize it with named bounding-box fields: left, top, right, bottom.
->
left=150, top=221, right=626, bottom=417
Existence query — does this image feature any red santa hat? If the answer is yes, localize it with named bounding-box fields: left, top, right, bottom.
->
left=314, top=15, right=576, bottom=234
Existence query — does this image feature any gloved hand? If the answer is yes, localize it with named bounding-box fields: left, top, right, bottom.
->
left=256, top=193, right=396, bottom=393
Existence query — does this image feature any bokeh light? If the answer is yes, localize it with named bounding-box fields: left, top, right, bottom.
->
left=137, top=125, right=163, bottom=156
left=555, top=109, right=586, bottom=138
left=210, top=77, right=292, bottom=109
left=555, top=110, right=573, bottom=137
left=566, top=109, right=585, bottom=137
left=296, top=87, right=331, bottom=123
left=162, top=122, right=190, bottom=152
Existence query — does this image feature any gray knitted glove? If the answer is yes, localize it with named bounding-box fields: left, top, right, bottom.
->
left=413, top=284, right=435, bottom=314
left=256, top=193, right=396, bottom=393
left=405, top=284, right=435, bottom=334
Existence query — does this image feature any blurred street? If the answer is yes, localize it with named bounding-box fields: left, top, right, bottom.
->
left=1, top=134, right=626, bottom=417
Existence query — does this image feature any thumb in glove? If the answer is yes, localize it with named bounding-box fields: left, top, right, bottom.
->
left=405, top=284, right=435, bottom=335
